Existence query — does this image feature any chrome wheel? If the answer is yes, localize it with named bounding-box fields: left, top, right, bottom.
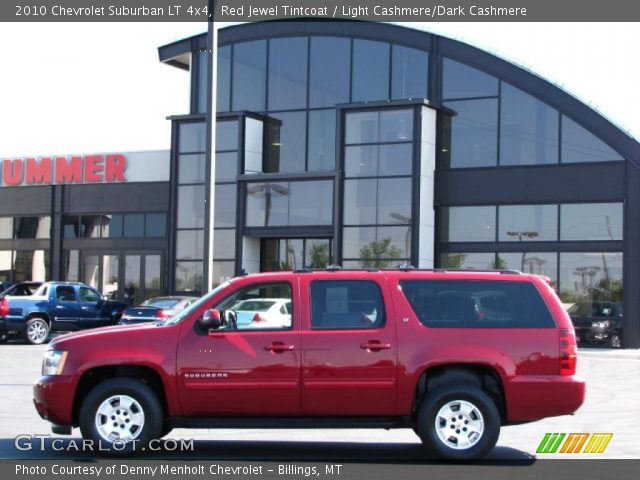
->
left=610, top=334, right=622, bottom=348
left=95, top=395, right=145, bottom=443
left=27, top=319, right=48, bottom=344
left=434, top=399, right=485, bottom=450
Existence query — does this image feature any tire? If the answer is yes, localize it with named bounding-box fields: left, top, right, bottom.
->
left=158, top=422, right=173, bottom=439
left=0, top=332, right=9, bottom=343
left=79, top=378, right=163, bottom=455
left=415, top=385, right=500, bottom=460
left=23, top=318, right=50, bottom=345
left=610, top=333, right=623, bottom=349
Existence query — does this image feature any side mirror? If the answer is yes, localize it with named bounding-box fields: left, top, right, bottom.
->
left=199, top=309, right=222, bottom=330
left=102, top=295, right=109, bottom=301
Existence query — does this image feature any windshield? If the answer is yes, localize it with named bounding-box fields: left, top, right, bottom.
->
left=141, top=298, right=180, bottom=309
left=164, top=281, right=232, bottom=325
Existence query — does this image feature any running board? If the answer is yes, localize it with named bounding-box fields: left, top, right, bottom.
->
left=169, top=416, right=412, bottom=429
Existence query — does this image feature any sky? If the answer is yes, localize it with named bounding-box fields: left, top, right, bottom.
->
left=0, top=22, right=638, bottom=158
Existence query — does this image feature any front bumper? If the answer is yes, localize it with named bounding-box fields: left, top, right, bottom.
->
left=33, top=375, right=76, bottom=427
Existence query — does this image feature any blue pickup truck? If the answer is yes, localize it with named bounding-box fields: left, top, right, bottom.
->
left=0, top=282, right=127, bottom=344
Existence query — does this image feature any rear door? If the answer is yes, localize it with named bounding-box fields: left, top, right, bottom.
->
left=300, top=275, right=398, bottom=415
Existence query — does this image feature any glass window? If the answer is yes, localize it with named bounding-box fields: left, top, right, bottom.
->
left=377, top=178, right=411, bottom=225
left=305, top=239, right=331, bottom=268
left=559, top=252, right=623, bottom=304
left=213, top=229, right=236, bottom=259
left=14, top=217, right=50, bottom=239
left=345, top=145, right=377, bottom=178
left=500, top=84, right=559, bottom=166
left=176, top=230, right=204, bottom=260
left=560, top=203, right=623, bottom=241
left=80, top=286, right=101, bottom=303
left=63, top=250, right=79, bottom=282
left=215, top=282, right=292, bottom=330
left=124, top=255, right=141, bottom=306
left=123, top=214, right=144, bottom=237
left=279, top=239, right=304, bottom=270
left=175, top=261, right=203, bottom=292
left=145, top=214, right=166, bottom=237
left=376, top=226, right=411, bottom=259
left=342, top=226, right=409, bottom=266
left=561, top=115, right=623, bottom=163
left=265, top=111, right=306, bottom=173
left=342, top=226, right=376, bottom=259
left=179, top=123, right=206, bottom=153
left=0, top=218, right=12, bottom=239
left=378, top=143, right=413, bottom=176
left=440, top=252, right=497, bottom=270
left=196, top=51, right=209, bottom=114
left=498, top=205, right=558, bottom=242
left=216, top=119, right=239, bottom=152
left=63, top=216, right=80, bottom=239
left=443, top=99, right=498, bottom=168
left=102, top=214, right=123, bottom=238
left=178, top=154, right=205, bottom=184
left=212, top=261, right=234, bottom=287
left=268, top=37, right=308, bottom=110
left=216, top=46, right=231, bottom=112
left=177, top=185, right=205, bottom=229
left=13, top=250, right=48, bottom=282
left=83, top=255, right=99, bottom=288
left=440, top=206, right=496, bottom=242
left=352, top=40, right=390, bottom=102
left=144, top=255, right=162, bottom=301
left=102, top=255, right=119, bottom=298
left=215, top=152, right=238, bottom=182
left=310, top=280, right=385, bottom=330
left=245, top=182, right=289, bottom=227
left=442, top=59, right=499, bottom=99
left=232, top=40, right=267, bottom=112
left=308, top=109, right=336, bottom=171
left=497, top=252, right=558, bottom=283
left=309, top=37, right=350, bottom=108
left=392, top=45, right=428, bottom=100
left=56, top=285, right=76, bottom=302
left=343, top=179, right=377, bottom=225
left=380, top=109, right=413, bottom=142
left=400, top=280, right=555, bottom=328
left=214, top=183, right=237, bottom=228
left=345, top=111, right=378, bottom=145
left=289, top=181, right=333, bottom=226
left=80, top=215, right=101, bottom=238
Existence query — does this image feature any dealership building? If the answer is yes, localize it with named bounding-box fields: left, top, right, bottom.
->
left=1, top=21, right=638, bottom=346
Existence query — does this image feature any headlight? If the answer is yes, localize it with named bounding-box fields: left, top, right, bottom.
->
left=591, top=320, right=611, bottom=329
left=42, top=350, right=68, bottom=376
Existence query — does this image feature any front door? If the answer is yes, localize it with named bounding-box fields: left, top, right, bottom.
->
left=300, top=277, right=398, bottom=415
left=176, top=279, right=301, bottom=416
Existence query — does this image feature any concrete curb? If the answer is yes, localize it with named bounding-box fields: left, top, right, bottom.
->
left=578, top=348, right=640, bottom=360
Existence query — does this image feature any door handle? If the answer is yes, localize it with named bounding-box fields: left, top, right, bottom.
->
left=55, top=305, right=64, bottom=309
left=360, top=341, right=391, bottom=351
left=264, top=342, right=294, bottom=353
left=81, top=306, right=90, bottom=310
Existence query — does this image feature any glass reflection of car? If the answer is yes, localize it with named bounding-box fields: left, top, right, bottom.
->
left=0, top=281, right=43, bottom=297
left=229, top=298, right=292, bottom=329
left=567, top=301, right=623, bottom=348
left=119, top=296, right=199, bottom=325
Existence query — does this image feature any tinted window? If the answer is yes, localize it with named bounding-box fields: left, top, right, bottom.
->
left=497, top=252, right=558, bottom=283
left=268, top=37, right=308, bottom=110
left=561, top=115, right=623, bottom=163
left=265, top=111, right=306, bottom=173
left=352, top=40, right=390, bottom=102
left=440, top=253, right=497, bottom=270
left=309, top=37, right=350, bottom=108
left=145, top=214, right=166, bottom=237
left=176, top=230, right=204, bottom=260
left=103, top=215, right=123, bottom=238
left=308, top=109, right=336, bottom=171
left=14, top=217, right=50, bottom=239
left=288, top=181, right=333, bottom=226
left=175, top=261, right=203, bottom=292
left=500, top=83, right=559, bottom=166
left=177, top=185, right=205, bottom=229
left=80, top=287, right=101, bottom=302
left=558, top=252, right=623, bottom=305
left=213, top=229, right=236, bottom=260
left=442, top=59, right=498, bottom=99
left=560, top=203, right=623, bottom=241
left=196, top=51, right=208, bottom=114
left=310, top=280, right=385, bottom=329
left=179, top=123, right=205, bottom=153
left=56, top=286, right=77, bottom=302
left=232, top=40, right=267, bottom=112
left=123, top=214, right=144, bottom=237
left=440, top=206, right=496, bottom=242
left=400, top=280, right=555, bottom=328
left=214, top=184, right=237, bottom=228
left=0, top=218, right=13, bottom=238
left=215, top=152, right=238, bottom=182
left=498, top=205, right=558, bottom=242
left=216, top=46, right=231, bottom=112
left=392, top=45, right=428, bottom=100
left=216, top=120, right=239, bottom=152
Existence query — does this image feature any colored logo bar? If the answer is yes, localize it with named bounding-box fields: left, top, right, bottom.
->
left=537, top=433, right=613, bottom=454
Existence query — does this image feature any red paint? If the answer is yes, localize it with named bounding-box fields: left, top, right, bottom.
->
left=105, top=154, right=126, bottom=182
left=33, top=270, right=585, bottom=431
left=55, top=156, right=83, bottom=184
left=2, top=159, right=23, bottom=186
left=25, top=157, right=52, bottom=185
left=83, top=155, right=104, bottom=183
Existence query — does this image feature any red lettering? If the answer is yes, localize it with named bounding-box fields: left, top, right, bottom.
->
left=25, top=157, right=52, bottom=185
left=55, top=156, right=82, bottom=184
left=84, top=155, right=104, bottom=183
left=2, top=159, right=24, bottom=186
left=105, top=154, right=126, bottom=182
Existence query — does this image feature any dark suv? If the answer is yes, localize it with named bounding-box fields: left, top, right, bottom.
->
left=34, top=269, right=585, bottom=460
left=568, top=301, right=623, bottom=348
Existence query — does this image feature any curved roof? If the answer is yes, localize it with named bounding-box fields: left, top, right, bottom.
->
left=158, top=20, right=639, bottom=166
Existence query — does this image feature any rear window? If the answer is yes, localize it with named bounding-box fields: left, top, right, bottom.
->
left=399, top=280, right=555, bottom=328
left=143, top=299, right=180, bottom=309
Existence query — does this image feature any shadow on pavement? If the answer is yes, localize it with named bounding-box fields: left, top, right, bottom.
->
left=0, top=437, right=533, bottom=464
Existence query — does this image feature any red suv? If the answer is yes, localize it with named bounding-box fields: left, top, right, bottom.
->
left=33, top=268, right=585, bottom=460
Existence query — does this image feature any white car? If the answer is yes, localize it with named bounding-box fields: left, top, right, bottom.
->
left=230, top=298, right=292, bottom=329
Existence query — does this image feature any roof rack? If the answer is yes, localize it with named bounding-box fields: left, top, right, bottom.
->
left=287, top=267, right=522, bottom=274
left=325, top=264, right=343, bottom=272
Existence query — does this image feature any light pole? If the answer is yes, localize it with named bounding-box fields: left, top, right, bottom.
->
left=506, top=230, right=539, bottom=271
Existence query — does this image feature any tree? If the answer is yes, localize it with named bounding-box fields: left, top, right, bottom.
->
left=307, top=243, right=330, bottom=269
left=358, top=238, right=401, bottom=268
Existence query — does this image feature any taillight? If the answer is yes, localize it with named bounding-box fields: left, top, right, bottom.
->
left=252, top=313, right=266, bottom=323
left=559, top=328, right=577, bottom=375
left=0, top=298, right=9, bottom=317
left=155, top=309, right=169, bottom=319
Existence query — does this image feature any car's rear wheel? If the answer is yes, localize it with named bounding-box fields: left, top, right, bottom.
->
left=610, top=333, right=623, bottom=349
left=79, top=378, right=163, bottom=454
left=415, top=385, right=500, bottom=460
left=23, top=318, right=49, bottom=345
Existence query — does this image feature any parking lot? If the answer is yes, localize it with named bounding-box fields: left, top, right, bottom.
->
left=0, top=340, right=638, bottom=460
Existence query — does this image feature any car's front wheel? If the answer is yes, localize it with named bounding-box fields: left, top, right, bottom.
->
left=79, top=378, right=163, bottom=454
left=415, top=385, right=500, bottom=460
left=23, top=318, right=50, bottom=345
